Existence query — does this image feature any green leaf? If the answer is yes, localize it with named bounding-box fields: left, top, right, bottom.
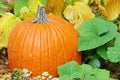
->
left=59, top=72, right=82, bottom=80
left=109, top=78, right=117, bottom=80
left=107, top=47, right=120, bottom=62
left=0, top=1, right=6, bottom=8
left=97, top=46, right=108, bottom=60
left=59, top=75, right=71, bottom=80
left=78, top=18, right=117, bottom=51
left=58, top=61, right=80, bottom=76
left=88, top=58, right=101, bottom=68
left=58, top=61, right=83, bottom=80
left=80, top=64, right=93, bottom=75
left=0, top=1, right=7, bottom=14
left=106, top=33, right=120, bottom=62
left=114, top=32, right=120, bottom=47
left=97, top=33, right=120, bottom=62
left=93, top=69, right=110, bottom=80
left=0, top=8, right=4, bottom=14
left=58, top=61, right=114, bottom=80
left=14, top=0, right=29, bottom=16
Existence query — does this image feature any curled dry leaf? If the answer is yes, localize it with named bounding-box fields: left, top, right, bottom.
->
left=96, top=0, right=120, bottom=20
left=63, top=2, right=95, bottom=29
left=45, top=0, right=65, bottom=17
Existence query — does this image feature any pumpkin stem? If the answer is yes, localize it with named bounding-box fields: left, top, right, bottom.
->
left=32, top=5, right=50, bottom=23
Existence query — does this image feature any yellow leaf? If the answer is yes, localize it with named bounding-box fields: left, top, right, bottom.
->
left=19, top=6, right=34, bottom=19
left=63, top=2, right=95, bottom=29
left=0, top=12, right=21, bottom=49
left=97, top=0, right=120, bottom=20
left=20, top=0, right=42, bottom=19
left=45, top=0, right=65, bottom=17
left=28, top=0, right=43, bottom=15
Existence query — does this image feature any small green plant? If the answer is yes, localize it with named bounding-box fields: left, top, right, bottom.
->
left=12, top=68, right=32, bottom=80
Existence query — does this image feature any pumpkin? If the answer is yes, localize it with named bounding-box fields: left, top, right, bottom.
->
left=8, top=6, right=82, bottom=77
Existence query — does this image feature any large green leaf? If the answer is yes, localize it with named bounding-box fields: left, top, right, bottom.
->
left=93, top=69, right=110, bottom=80
left=97, top=33, right=120, bottom=62
left=58, top=61, right=80, bottom=76
left=114, top=32, right=120, bottom=47
left=97, top=46, right=108, bottom=60
left=107, top=47, right=120, bottom=62
left=78, top=18, right=117, bottom=51
left=58, top=61, right=113, bottom=80
left=59, top=72, right=82, bottom=80
left=107, top=33, right=120, bottom=62
left=14, top=0, right=29, bottom=16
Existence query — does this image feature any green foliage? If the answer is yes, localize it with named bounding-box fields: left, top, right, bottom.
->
left=14, top=0, right=29, bottom=16
left=78, top=17, right=120, bottom=63
left=58, top=61, right=114, bottom=80
left=97, top=33, right=120, bottom=63
left=88, top=58, right=101, bottom=68
left=0, top=13, right=21, bottom=49
left=0, top=1, right=7, bottom=14
left=97, top=46, right=108, bottom=60
left=78, top=18, right=117, bottom=51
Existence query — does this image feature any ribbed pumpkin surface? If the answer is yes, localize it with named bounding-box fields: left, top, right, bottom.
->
left=8, top=15, right=82, bottom=77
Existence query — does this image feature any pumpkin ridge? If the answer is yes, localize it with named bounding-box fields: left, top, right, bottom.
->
left=8, top=21, right=31, bottom=70
left=31, top=23, right=39, bottom=75
left=47, top=23, right=58, bottom=74
left=19, top=23, right=33, bottom=69
left=36, top=24, right=42, bottom=75
left=8, top=23, right=22, bottom=69
left=45, top=24, right=49, bottom=74
left=54, top=22, right=71, bottom=60
left=40, top=24, right=48, bottom=73
left=54, top=21, right=78, bottom=60
left=39, top=24, right=43, bottom=74
left=48, top=23, right=58, bottom=74
left=52, top=23, right=66, bottom=64
left=43, top=24, right=50, bottom=73
left=12, top=22, right=32, bottom=69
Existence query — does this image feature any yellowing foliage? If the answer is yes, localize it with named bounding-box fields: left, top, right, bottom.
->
left=63, top=2, right=95, bottom=29
left=20, top=0, right=42, bottom=19
left=45, top=0, right=65, bottom=17
left=97, top=0, right=120, bottom=20
left=0, top=13, right=21, bottom=49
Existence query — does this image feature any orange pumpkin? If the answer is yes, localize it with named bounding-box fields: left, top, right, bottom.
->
left=8, top=6, right=82, bottom=77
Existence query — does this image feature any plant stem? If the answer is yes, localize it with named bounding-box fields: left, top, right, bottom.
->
left=32, top=5, right=49, bottom=23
